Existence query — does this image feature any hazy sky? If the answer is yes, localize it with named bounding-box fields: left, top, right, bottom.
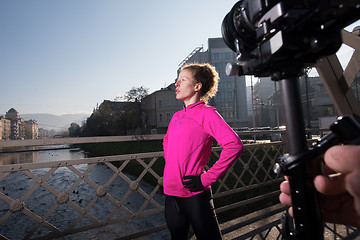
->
left=1, top=1, right=358, bottom=116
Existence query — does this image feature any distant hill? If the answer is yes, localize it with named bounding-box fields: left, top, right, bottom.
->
left=21, top=113, right=89, bottom=130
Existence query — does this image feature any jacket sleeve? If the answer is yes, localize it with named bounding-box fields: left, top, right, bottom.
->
left=163, top=112, right=176, bottom=160
left=163, top=132, right=168, bottom=160
left=200, top=107, right=243, bottom=188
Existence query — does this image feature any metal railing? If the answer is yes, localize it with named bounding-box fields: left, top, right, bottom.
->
left=0, top=131, right=359, bottom=240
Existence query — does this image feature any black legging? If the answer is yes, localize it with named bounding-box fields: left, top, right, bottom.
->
left=165, top=190, right=223, bottom=240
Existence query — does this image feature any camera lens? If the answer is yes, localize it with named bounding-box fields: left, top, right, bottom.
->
left=221, top=0, right=256, bottom=54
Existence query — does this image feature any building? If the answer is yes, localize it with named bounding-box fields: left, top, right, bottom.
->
left=0, top=108, right=39, bottom=140
left=99, top=100, right=131, bottom=114
left=0, top=117, right=2, bottom=140
left=250, top=74, right=360, bottom=128
left=181, top=38, right=249, bottom=127
left=141, top=84, right=182, bottom=134
left=5, top=108, right=20, bottom=120
left=252, top=77, right=278, bottom=127
left=141, top=37, right=249, bottom=132
left=25, top=120, right=39, bottom=139
left=5, top=108, right=24, bottom=140
left=38, top=128, right=48, bottom=138
left=1, top=117, right=11, bottom=140
left=0, top=117, right=6, bottom=140
left=298, top=75, right=335, bottom=128
left=209, top=38, right=248, bottom=127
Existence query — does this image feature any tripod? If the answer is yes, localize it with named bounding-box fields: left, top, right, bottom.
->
left=275, top=67, right=323, bottom=239
left=274, top=67, right=360, bottom=239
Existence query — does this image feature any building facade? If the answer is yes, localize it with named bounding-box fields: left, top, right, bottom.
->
left=5, top=108, right=24, bottom=140
left=25, top=120, right=39, bottom=140
left=141, top=37, right=249, bottom=132
left=208, top=38, right=248, bottom=127
left=182, top=38, right=249, bottom=127
left=141, top=84, right=182, bottom=134
left=250, top=74, right=359, bottom=128
left=252, top=77, right=278, bottom=127
left=1, top=117, right=11, bottom=140
left=0, top=108, right=39, bottom=140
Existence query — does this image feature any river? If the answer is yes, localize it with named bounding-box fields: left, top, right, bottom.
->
left=0, top=146, right=169, bottom=240
left=0, top=145, right=89, bottom=166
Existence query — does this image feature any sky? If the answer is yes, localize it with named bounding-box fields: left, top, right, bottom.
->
left=0, top=1, right=359, bottom=116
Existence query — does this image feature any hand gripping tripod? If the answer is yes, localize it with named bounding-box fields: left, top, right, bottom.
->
left=273, top=67, right=360, bottom=239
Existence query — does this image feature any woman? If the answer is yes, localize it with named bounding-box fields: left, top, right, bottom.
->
left=163, top=63, right=243, bottom=239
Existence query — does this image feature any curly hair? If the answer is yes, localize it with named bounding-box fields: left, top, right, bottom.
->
left=180, top=63, right=220, bottom=104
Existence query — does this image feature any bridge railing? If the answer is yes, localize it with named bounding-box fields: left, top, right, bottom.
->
left=0, top=131, right=358, bottom=240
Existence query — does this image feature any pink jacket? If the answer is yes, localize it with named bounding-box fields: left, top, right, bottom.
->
left=163, top=101, right=243, bottom=197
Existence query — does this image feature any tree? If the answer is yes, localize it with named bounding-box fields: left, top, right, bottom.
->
left=68, top=123, right=81, bottom=137
left=122, top=102, right=142, bottom=135
left=118, top=86, right=149, bottom=102
left=83, top=102, right=114, bottom=136
left=82, top=85, right=147, bottom=137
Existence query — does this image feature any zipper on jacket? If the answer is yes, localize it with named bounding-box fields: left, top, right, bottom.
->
left=179, top=105, right=187, bottom=124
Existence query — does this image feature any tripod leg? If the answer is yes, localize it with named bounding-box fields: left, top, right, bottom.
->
left=279, top=77, right=324, bottom=239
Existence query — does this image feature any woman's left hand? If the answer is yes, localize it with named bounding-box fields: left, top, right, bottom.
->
left=183, top=175, right=204, bottom=192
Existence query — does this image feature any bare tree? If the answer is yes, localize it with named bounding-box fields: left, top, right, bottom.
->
left=117, top=86, right=149, bottom=102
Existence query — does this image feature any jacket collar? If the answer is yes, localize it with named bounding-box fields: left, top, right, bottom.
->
left=183, top=101, right=205, bottom=111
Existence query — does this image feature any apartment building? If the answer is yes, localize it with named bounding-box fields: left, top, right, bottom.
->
left=0, top=117, right=11, bottom=140
left=25, top=120, right=39, bottom=140
left=1, top=108, right=38, bottom=140
left=141, top=37, right=249, bottom=132
left=208, top=38, right=248, bottom=127
left=252, top=75, right=357, bottom=128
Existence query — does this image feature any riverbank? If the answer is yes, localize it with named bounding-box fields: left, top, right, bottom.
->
left=0, top=145, right=90, bottom=166
left=0, top=145, right=80, bottom=154
left=78, top=140, right=164, bottom=156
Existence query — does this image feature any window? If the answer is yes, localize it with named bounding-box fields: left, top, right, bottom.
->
left=166, top=99, right=171, bottom=106
left=212, top=52, right=233, bottom=60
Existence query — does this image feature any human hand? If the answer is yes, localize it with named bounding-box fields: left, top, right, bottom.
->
left=279, top=145, right=360, bottom=228
left=183, top=175, right=204, bottom=192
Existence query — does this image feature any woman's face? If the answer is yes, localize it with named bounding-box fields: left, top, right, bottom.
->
left=175, top=69, right=200, bottom=105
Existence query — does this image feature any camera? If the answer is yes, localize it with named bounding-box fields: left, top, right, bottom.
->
left=222, top=1, right=360, bottom=239
left=222, top=0, right=360, bottom=79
